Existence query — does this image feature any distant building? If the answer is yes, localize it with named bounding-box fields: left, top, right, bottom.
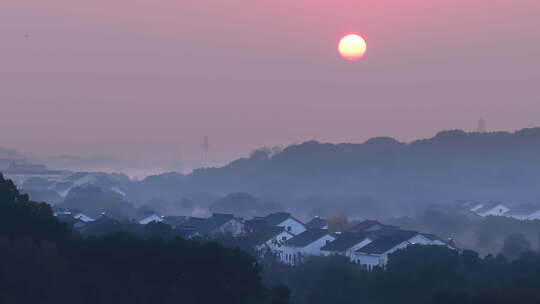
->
left=138, top=214, right=164, bottom=225
left=321, top=232, right=373, bottom=260
left=253, top=226, right=295, bottom=258
left=477, top=118, right=486, bottom=133
left=504, top=204, right=540, bottom=221
left=203, top=213, right=245, bottom=237
left=162, top=216, right=189, bottom=227
left=53, top=208, right=95, bottom=223
left=260, top=212, right=306, bottom=235
left=280, top=229, right=336, bottom=265
left=473, top=202, right=510, bottom=217
left=353, top=230, right=435, bottom=270
left=180, top=213, right=245, bottom=237
left=274, top=221, right=454, bottom=267
left=305, top=216, right=328, bottom=230
left=346, top=220, right=397, bottom=233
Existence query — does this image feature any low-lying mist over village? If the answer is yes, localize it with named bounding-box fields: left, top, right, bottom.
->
left=4, top=128, right=540, bottom=303
left=3, top=0, right=540, bottom=301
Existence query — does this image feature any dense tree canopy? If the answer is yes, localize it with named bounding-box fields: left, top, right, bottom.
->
left=0, top=174, right=288, bottom=304
left=263, top=245, right=540, bottom=304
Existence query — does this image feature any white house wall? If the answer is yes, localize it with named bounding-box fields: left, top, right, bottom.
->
left=280, top=234, right=336, bottom=265
left=277, top=218, right=306, bottom=235
left=354, top=254, right=384, bottom=270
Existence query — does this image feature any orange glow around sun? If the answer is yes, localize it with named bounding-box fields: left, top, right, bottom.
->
left=338, top=34, right=367, bottom=61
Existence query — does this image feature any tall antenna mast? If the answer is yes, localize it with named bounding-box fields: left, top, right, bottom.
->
left=202, top=136, right=210, bottom=164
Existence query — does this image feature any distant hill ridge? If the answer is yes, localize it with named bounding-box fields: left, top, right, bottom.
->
left=182, top=127, right=540, bottom=203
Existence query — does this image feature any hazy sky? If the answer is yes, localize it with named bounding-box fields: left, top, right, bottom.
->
left=1, top=0, right=539, bottom=173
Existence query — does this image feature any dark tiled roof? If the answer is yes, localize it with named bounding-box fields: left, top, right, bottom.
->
left=305, top=217, right=327, bottom=229
left=346, top=220, right=396, bottom=233
left=180, top=214, right=240, bottom=233
left=506, top=204, right=540, bottom=216
left=203, top=213, right=238, bottom=231
left=264, top=212, right=294, bottom=225
left=356, top=230, right=419, bottom=255
left=251, top=226, right=289, bottom=244
left=321, top=232, right=369, bottom=252
left=285, top=229, right=330, bottom=247
left=179, top=217, right=207, bottom=230
left=162, top=216, right=189, bottom=226
left=263, top=212, right=302, bottom=226
left=245, top=218, right=269, bottom=231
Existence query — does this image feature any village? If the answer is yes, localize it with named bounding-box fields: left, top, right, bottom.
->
left=53, top=208, right=457, bottom=269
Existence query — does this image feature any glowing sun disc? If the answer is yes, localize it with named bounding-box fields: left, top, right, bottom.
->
left=338, top=34, right=367, bottom=61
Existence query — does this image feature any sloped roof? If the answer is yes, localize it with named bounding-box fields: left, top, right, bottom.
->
left=285, top=229, right=330, bottom=247
left=137, top=213, right=161, bottom=222
left=356, top=230, right=418, bottom=255
left=421, top=233, right=441, bottom=241
left=179, top=217, right=207, bottom=230
left=474, top=202, right=506, bottom=214
left=305, top=217, right=327, bottom=229
left=346, top=220, right=397, bottom=233
left=251, top=226, right=290, bottom=244
left=245, top=218, right=269, bottom=231
left=180, top=214, right=240, bottom=233
left=321, top=232, right=369, bottom=252
left=506, top=204, right=540, bottom=216
left=264, top=212, right=294, bottom=225
left=162, top=216, right=189, bottom=226
left=203, top=213, right=238, bottom=231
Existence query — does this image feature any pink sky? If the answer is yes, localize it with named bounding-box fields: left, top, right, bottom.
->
left=1, top=0, right=539, bottom=172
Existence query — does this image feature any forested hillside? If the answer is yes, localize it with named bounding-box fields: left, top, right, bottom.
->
left=185, top=128, right=540, bottom=204
left=0, top=174, right=288, bottom=304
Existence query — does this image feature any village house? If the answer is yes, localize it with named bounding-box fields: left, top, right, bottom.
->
left=473, top=202, right=510, bottom=217
left=203, top=213, right=246, bottom=237
left=53, top=208, right=95, bottom=223
left=280, top=229, right=336, bottom=265
left=305, top=216, right=328, bottom=230
left=253, top=226, right=295, bottom=258
left=504, top=204, right=540, bottom=220
left=346, top=220, right=397, bottom=233
left=260, top=212, right=306, bottom=235
left=353, top=230, right=435, bottom=270
left=321, top=232, right=373, bottom=260
left=137, top=213, right=163, bottom=225
left=161, top=216, right=189, bottom=227
left=180, top=214, right=245, bottom=237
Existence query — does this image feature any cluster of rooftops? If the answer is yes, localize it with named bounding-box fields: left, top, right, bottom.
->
left=244, top=214, right=454, bottom=267
left=460, top=201, right=540, bottom=220
left=53, top=210, right=454, bottom=268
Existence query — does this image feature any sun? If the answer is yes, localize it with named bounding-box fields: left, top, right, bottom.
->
left=338, top=34, right=367, bottom=61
